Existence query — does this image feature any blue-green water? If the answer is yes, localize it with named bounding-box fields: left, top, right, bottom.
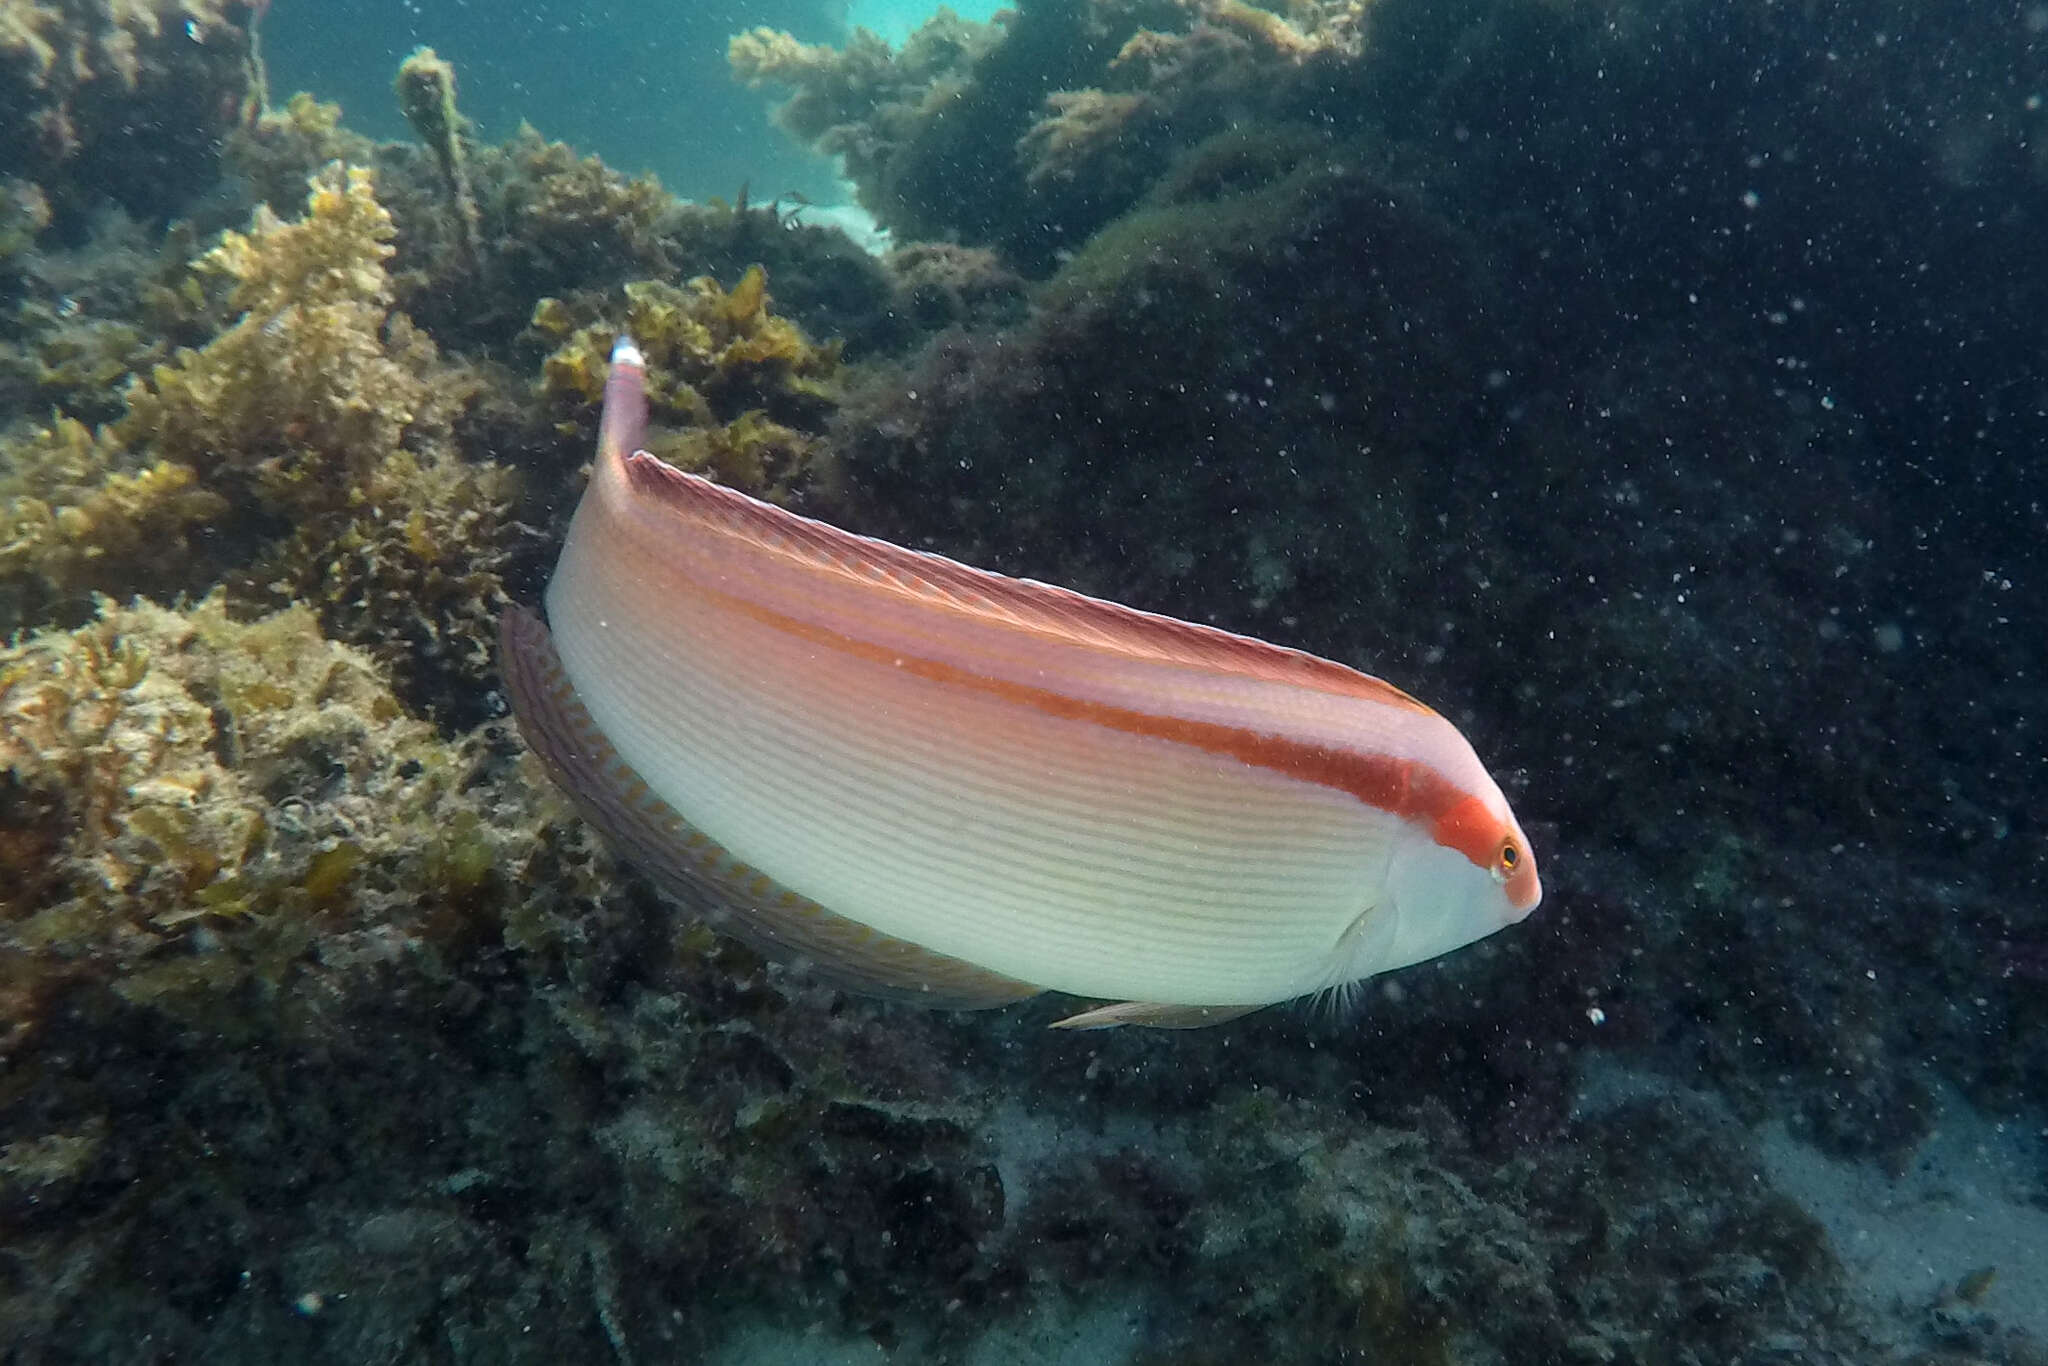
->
left=263, top=0, right=1009, bottom=204
left=262, top=0, right=848, bottom=201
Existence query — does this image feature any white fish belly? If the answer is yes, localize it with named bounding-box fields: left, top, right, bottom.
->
left=549, top=552, right=1400, bottom=1005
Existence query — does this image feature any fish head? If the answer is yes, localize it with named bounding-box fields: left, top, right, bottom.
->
left=1491, top=805, right=1543, bottom=920
left=1372, top=790, right=1541, bottom=975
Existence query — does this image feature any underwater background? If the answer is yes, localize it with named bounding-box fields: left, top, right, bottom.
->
left=1, top=0, right=2044, bottom=1361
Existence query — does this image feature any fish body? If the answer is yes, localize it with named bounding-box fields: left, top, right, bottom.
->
left=501, top=339, right=1540, bottom=1027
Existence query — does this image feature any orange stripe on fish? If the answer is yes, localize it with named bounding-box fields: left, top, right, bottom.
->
left=501, top=337, right=1541, bottom=1027
left=619, top=452, right=1478, bottom=821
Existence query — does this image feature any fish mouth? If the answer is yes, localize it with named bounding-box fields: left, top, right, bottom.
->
left=1506, top=865, right=1543, bottom=919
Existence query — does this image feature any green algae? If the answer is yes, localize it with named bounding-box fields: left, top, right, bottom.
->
left=534, top=267, right=841, bottom=504
left=0, top=163, right=524, bottom=712
left=0, top=417, right=228, bottom=606
left=0, top=587, right=594, bottom=1050
left=394, top=46, right=482, bottom=270
left=0, top=0, right=260, bottom=227
left=731, top=3, right=1371, bottom=267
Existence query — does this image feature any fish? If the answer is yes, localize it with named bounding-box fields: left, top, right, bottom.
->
left=499, top=337, right=1541, bottom=1029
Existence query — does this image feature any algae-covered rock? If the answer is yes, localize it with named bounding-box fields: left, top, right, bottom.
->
left=729, top=13, right=1011, bottom=246
left=0, top=0, right=261, bottom=228
left=0, top=176, right=51, bottom=269
left=101, top=163, right=519, bottom=714
left=0, top=199, right=207, bottom=425
left=119, top=162, right=445, bottom=475
left=733, top=3, right=1377, bottom=270
left=1016, top=7, right=1364, bottom=237
left=881, top=241, right=1028, bottom=332
left=0, top=416, right=225, bottom=615
left=226, top=91, right=379, bottom=220
left=0, top=596, right=521, bottom=1041
left=7, top=315, right=159, bottom=418
left=467, top=126, right=681, bottom=312
left=835, top=150, right=1490, bottom=631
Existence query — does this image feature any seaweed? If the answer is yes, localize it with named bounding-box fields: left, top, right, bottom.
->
left=0, top=596, right=503, bottom=1040
left=393, top=46, right=480, bottom=270
left=0, top=416, right=225, bottom=609
left=538, top=269, right=837, bottom=422
left=732, top=3, right=1376, bottom=270
left=226, top=90, right=378, bottom=219
left=103, top=164, right=516, bottom=713
left=0, top=164, right=520, bottom=718
left=369, top=119, right=904, bottom=359
left=217, top=44, right=904, bottom=362
left=118, top=163, right=442, bottom=477
left=533, top=268, right=840, bottom=505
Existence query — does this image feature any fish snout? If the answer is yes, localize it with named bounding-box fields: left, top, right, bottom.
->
left=1504, top=855, right=1542, bottom=920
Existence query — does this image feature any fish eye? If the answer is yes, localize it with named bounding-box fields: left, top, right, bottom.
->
left=1499, top=841, right=1519, bottom=870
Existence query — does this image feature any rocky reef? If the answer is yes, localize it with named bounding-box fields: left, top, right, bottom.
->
left=0, top=595, right=527, bottom=1034
left=533, top=265, right=843, bottom=504
left=0, top=0, right=262, bottom=232
left=731, top=0, right=1376, bottom=270
left=2, top=1, right=2045, bottom=1362
left=808, top=0, right=2048, bottom=1155
left=2, top=164, right=514, bottom=720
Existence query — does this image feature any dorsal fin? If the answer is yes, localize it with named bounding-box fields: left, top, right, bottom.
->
left=618, top=453, right=1437, bottom=715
